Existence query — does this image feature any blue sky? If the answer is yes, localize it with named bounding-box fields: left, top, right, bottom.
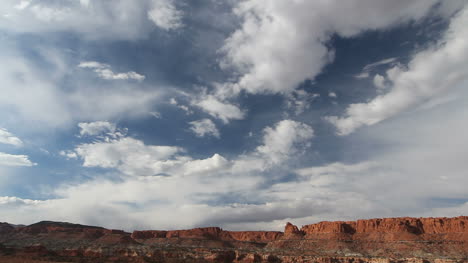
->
left=1, top=0, right=468, bottom=231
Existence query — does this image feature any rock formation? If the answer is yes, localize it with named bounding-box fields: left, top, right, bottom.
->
left=0, top=217, right=466, bottom=262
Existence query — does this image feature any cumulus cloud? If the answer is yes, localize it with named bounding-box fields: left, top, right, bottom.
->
left=373, top=74, right=386, bottom=90
left=281, top=87, right=468, bottom=225
left=328, top=6, right=468, bottom=135
left=0, top=120, right=316, bottom=229
left=148, top=0, right=183, bottom=30
left=59, top=150, right=78, bottom=160
left=75, top=137, right=183, bottom=176
left=8, top=106, right=468, bottom=230
left=194, top=95, right=245, bottom=123
left=0, top=119, right=313, bottom=229
left=187, top=0, right=464, bottom=123
left=0, top=173, right=263, bottom=230
left=255, top=120, right=314, bottom=165
left=73, top=136, right=231, bottom=178
left=78, top=121, right=117, bottom=137
left=189, top=119, right=220, bottom=138
left=0, top=128, right=23, bottom=147
left=318, top=102, right=468, bottom=220
left=0, top=161, right=380, bottom=230
left=230, top=120, right=315, bottom=174
left=0, top=152, right=35, bottom=167
left=0, top=0, right=183, bottom=40
left=78, top=61, right=145, bottom=81
left=72, top=119, right=312, bottom=178
left=218, top=0, right=458, bottom=96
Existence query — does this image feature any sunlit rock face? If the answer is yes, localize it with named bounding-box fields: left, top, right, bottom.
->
left=0, top=217, right=467, bottom=262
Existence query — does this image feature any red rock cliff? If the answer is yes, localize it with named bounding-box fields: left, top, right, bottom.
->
left=1, top=216, right=467, bottom=263
left=301, top=216, right=468, bottom=236
left=132, top=227, right=283, bottom=243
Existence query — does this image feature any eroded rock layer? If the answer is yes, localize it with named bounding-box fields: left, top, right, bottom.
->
left=0, top=216, right=467, bottom=263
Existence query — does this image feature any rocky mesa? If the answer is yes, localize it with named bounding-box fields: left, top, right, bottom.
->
left=0, top=216, right=467, bottom=263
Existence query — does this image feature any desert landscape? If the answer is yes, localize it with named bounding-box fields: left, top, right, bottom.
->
left=1, top=216, right=467, bottom=263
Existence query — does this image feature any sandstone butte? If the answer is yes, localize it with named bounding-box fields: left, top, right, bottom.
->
left=0, top=216, right=467, bottom=263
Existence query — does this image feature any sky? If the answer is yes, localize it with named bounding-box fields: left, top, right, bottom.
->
left=1, top=0, right=468, bottom=231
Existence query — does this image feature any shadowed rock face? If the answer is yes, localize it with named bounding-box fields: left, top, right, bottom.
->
left=0, top=223, right=14, bottom=234
left=0, top=217, right=467, bottom=263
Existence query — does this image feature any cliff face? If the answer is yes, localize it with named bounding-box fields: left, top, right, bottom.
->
left=0, top=217, right=467, bottom=263
left=297, top=217, right=468, bottom=242
left=131, top=227, right=283, bottom=243
left=301, top=217, right=468, bottom=235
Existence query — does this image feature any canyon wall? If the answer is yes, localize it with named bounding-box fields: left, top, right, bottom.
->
left=0, top=216, right=467, bottom=263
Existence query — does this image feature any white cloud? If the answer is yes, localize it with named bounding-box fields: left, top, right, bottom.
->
left=148, top=0, right=183, bottom=30
left=0, top=128, right=23, bottom=147
left=0, top=161, right=377, bottom=230
left=232, top=120, right=315, bottom=173
left=74, top=137, right=182, bottom=176
left=362, top=57, right=398, bottom=72
left=0, top=43, right=161, bottom=129
left=71, top=119, right=314, bottom=179
left=373, top=74, right=386, bottom=90
left=191, top=0, right=464, bottom=123
left=59, top=150, right=78, bottom=160
left=218, top=0, right=456, bottom=96
left=255, top=120, right=314, bottom=165
left=354, top=72, right=370, bottom=79
left=0, top=117, right=317, bottom=229
left=182, top=154, right=229, bottom=176
left=0, top=152, right=35, bottom=167
left=76, top=138, right=229, bottom=178
left=169, top=98, right=193, bottom=115
left=354, top=58, right=396, bottom=84
left=296, top=162, right=378, bottom=181
left=189, top=119, right=220, bottom=138
left=194, top=95, right=245, bottom=123
left=14, top=1, right=30, bottom=10
left=14, top=115, right=459, bottom=231
left=79, top=0, right=91, bottom=8
left=328, top=6, right=468, bottom=135
left=286, top=85, right=468, bottom=223
left=149, top=111, right=162, bottom=119
left=328, top=92, right=337, bottom=98
left=78, top=61, right=145, bottom=81
left=308, top=97, right=468, bottom=219
left=0, top=196, right=42, bottom=205
left=78, top=121, right=116, bottom=137
left=286, top=90, right=319, bottom=115
left=0, top=45, right=71, bottom=127
left=0, top=0, right=183, bottom=40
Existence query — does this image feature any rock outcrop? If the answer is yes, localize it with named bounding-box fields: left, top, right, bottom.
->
left=0, top=216, right=467, bottom=263
left=284, top=222, right=304, bottom=239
